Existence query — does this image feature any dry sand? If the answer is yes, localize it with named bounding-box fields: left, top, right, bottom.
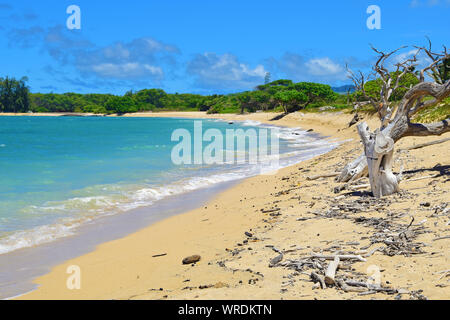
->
left=16, top=111, right=449, bottom=300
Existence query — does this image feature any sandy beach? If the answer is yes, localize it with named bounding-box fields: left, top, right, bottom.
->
left=14, top=111, right=449, bottom=300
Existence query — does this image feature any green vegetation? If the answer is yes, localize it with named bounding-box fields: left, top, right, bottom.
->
left=0, top=76, right=340, bottom=115
left=413, top=97, right=450, bottom=123
left=30, top=92, right=113, bottom=113
left=0, top=75, right=447, bottom=123
left=354, top=71, right=420, bottom=102
left=431, top=58, right=450, bottom=84
left=273, top=90, right=307, bottom=114
left=0, top=77, right=30, bottom=113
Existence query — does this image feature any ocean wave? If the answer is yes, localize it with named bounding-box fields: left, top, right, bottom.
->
left=0, top=219, right=82, bottom=255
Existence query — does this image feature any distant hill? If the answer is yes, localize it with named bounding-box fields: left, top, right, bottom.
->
left=331, top=85, right=355, bottom=94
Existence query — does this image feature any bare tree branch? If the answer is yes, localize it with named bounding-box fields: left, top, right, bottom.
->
left=339, top=41, right=450, bottom=190
left=414, top=38, right=449, bottom=84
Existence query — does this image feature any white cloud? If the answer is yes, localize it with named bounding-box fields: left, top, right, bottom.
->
left=271, top=53, right=348, bottom=82
left=393, top=49, right=421, bottom=63
left=91, top=63, right=163, bottom=79
left=305, top=57, right=344, bottom=76
left=187, top=53, right=266, bottom=90
left=103, top=43, right=130, bottom=60
left=74, top=37, right=179, bottom=81
left=389, top=48, right=433, bottom=71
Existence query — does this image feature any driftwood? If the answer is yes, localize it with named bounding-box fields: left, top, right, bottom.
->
left=337, top=280, right=367, bottom=292
left=336, top=169, right=438, bottom=195
left=432, top=235, right=450, bottom=241
left=310, top=272, right=326, bottom=289
left=333, top=177, right=367, bottom=193
left=260, top=208, right=281, bottom=214
left=358, top=123, right=399, bottom=198
left=269, top=253, right=284, bottom=267
left=349, top=113, right=361, bottom=127
left=349, top=184, right=370, bottom=191
left=324, top=256, right=340, bottom=286
left=354, top=82, right=450, bottom=197
left=337, top=154, right=368, bottom=183
left=345, top=280, right=397, bottom=294
left=266, top=245, right=283, bottom=254
left=339, top=43, right=450, bottom=187
left=406, top=174, right=440, bottom=182
left=435, top=270, right=450, bottom=280
left=402, top=137, right=450, bottom=151
left=311, top=253, right=367, bottom=262
left=362, top=247, right=383, bottom=258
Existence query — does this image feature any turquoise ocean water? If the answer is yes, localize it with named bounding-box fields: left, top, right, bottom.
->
left=0, top=116, right=337, bottom=255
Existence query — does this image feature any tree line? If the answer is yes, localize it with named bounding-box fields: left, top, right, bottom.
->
left=0, top=77, right=340, bottom=115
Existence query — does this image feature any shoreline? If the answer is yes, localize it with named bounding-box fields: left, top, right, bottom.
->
left=0, top=111, right=344, bottom=133
left=0, top=113, right=335, bottom=258
left=11, top=111, right=450, bottom=300
left=1, top=111, right=338, bottom=299
left=1, top=179, right=241, bottom=300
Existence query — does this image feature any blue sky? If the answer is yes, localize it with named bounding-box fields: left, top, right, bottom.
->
left=0, top=0, right=448, bottom=95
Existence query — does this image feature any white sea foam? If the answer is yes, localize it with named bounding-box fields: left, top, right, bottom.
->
left=241, top=120, right=262, bottom=127
left=0, top=220, right=82, bottom=255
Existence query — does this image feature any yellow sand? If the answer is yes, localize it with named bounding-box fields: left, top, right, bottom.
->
left=17, top=111, right=449, bottom=300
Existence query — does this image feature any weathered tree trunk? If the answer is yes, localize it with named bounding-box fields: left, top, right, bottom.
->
left=338, top=81, right=450, bottom=184
left=337, top=154, right=367, bottom=183
left=339, top=44, right=450, bottom=187
left=357, top=122, right=399, bottom=197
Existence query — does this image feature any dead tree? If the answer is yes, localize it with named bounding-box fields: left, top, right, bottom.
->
left=338, top=42, right=450, bottom=197
left=347, top=46, right=419, bottom=127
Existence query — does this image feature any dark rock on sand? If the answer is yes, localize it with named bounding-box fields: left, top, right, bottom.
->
left=182, top=255, right=201, bottom=265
